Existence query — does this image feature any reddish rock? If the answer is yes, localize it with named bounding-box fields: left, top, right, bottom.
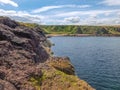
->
left=0, top=17, right=49, bottom=90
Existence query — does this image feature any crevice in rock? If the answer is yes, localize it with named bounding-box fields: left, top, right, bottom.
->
left=8, top=81, right=21, bottom=90
left=0, top=34, right=7, bottom=41
left=13, top=31, right=32, bottom=39
left=0, top=72, right=5, bottom=80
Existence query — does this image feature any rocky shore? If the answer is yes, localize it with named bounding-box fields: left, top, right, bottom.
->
left=0, top=17, right=95, bottom=90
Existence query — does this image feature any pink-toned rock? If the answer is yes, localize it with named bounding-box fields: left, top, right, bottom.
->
left=0, top=17, right=49, bottom=90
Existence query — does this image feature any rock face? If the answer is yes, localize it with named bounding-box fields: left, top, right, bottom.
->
left=0, top=17, right=95, bottom=90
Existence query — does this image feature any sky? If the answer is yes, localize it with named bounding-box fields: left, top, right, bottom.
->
left=0, top=0, right=120, bottom=25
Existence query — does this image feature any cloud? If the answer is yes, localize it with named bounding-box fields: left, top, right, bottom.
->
left=0, top=0, right=18, bottom=7
left=54, top=9, right=120, bottom=17
left=104, top=12, right=111, bottom=16
left=0, top=7, right=120, bottom=25
left=78, top=15, right=120, bottom=25
left=77, top=5, right=90, bottom=8
left=64, top=16, right=80, bottom=23
left=49, top=9, right=120, bottom=25
left=100, top=0, right=120, bottom=6
left=32, top=6, right=63, bottom=13
left=32, top=5, right=91, bottom=13
left=0, top=9, right=44, bottom=23
left=117, top=12, right=120, bottom=18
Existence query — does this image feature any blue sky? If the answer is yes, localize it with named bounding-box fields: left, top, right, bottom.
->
left=0, top=0, right=120, bottom=25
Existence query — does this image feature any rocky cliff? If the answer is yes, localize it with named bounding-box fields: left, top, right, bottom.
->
left=0, top=17, right=95, bottom=90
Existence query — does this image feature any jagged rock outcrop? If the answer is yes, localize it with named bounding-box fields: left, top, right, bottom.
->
left=0, top=17, right=19, bottom=28
left=0, top=17, right=95, bottom=90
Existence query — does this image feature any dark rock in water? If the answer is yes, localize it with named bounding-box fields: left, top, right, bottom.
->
left=0, top=17, right=95, bottom=90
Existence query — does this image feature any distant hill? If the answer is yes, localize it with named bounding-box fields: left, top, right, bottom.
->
left=19, top=22, right=120, bottom=36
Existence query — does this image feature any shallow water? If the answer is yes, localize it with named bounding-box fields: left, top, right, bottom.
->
left=49, top=36, right=120, bottom=90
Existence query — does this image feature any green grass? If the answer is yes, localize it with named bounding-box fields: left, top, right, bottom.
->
left=29, top=69, right=80, bottom=90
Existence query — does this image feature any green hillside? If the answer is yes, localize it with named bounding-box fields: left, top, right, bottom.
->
left=42, top=25, right=120, bottom=35
left=19, top=22, right=120, bottom=36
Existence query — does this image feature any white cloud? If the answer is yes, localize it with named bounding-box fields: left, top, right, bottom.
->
left=32, top=6, right=63, bottom=13
left=77, top=15, right=120, bottom=25
left=64, top=16, right=80, bottom=23
left=117, top=12, right=120, bottom=18
left=100, top=0, right=120, bottom=6
left=77, top=5, right=90, bottom=8
left=49, top=9, right=120, bottom=25
left=0, top=8, right=120, bottom=25
left=0, top=0, right=18, bottom=7
left=54, top=9, right=120, bottom=17
left=104, top=12, right=111, bottom=16
left=0, top=9, right=44, bottom=24
left=32, top=5, right=91, bottom=13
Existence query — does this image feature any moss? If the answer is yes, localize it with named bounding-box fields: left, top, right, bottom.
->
left=29, top=77, right=41, bottom=90
left=29, top=74, right=47, bottom=90
left=54, top=70, right=79, bottom=85
left=29, top=68, right=94, bottom=90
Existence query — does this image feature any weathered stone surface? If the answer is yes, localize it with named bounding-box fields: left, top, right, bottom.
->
left=48, top=57, right=75, bottom=75
left=0, top=17, right=49, bottom=90
left=0, top=17, right=19, bottom=28
left=0, top=79, right=17, bottom=90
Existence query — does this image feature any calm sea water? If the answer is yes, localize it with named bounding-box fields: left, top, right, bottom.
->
left=49, top=36, right=120, bottom=90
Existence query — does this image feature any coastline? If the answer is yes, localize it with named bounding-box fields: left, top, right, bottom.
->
left=46, top=34, right=120, bottom=38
